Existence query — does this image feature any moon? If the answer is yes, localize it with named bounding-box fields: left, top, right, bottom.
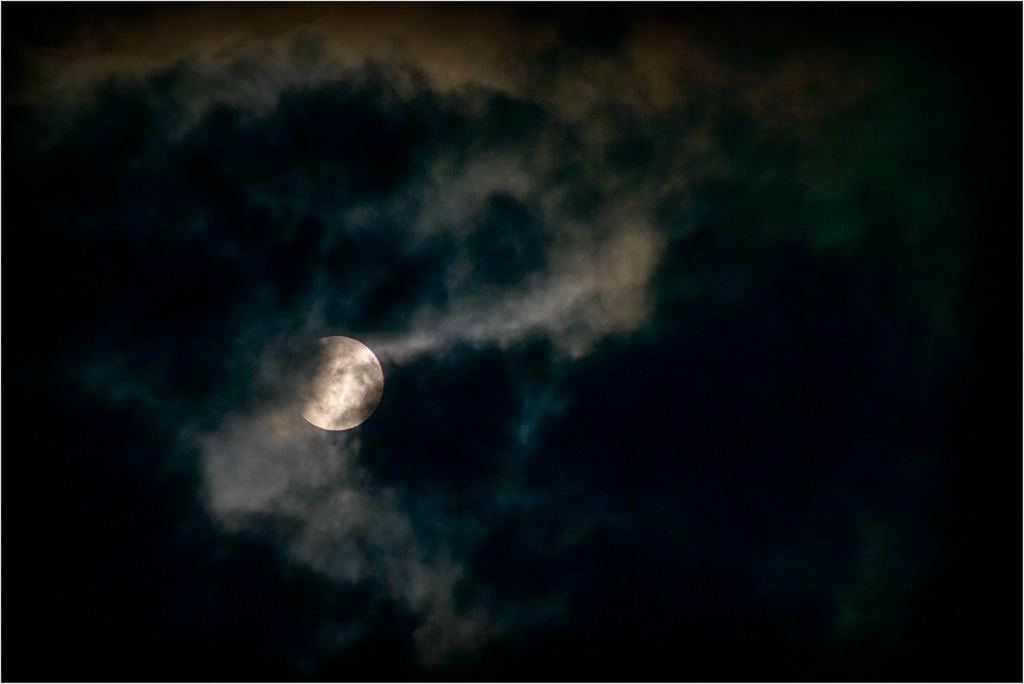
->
left=301, top=336, right=384, bottom=431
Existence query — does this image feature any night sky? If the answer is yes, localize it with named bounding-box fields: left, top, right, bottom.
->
left=4, top=4, right=1020, bottom=681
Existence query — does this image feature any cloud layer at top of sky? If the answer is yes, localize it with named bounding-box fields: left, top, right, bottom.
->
left=19, top=3, right=966, bottom=306
left=21, top=4, right=967, bottom=378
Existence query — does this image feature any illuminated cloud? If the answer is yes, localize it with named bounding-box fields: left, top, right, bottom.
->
left=195, top=401, right=489, bottom=665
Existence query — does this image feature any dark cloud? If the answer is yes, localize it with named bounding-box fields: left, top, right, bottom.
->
left=466, top=192, right=551, bottom=288
left=4, top=4, right=1018, bottom=681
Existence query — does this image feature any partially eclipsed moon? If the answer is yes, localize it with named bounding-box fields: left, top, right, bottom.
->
left=301, top=336, right=384, bottom=430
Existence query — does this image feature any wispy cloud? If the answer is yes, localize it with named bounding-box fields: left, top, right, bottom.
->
left=194, top=400, right=491, bottom=665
